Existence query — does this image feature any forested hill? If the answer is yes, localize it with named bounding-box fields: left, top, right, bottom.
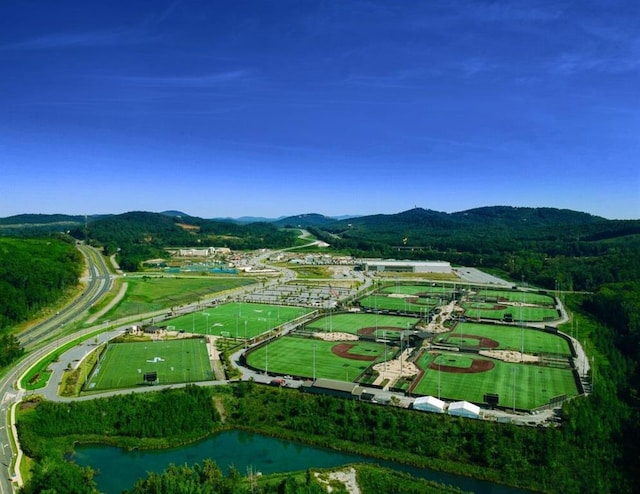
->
left=75, top=211, right=298, bottom=271
left=309, top=206, right=640, bottom=291
left=0, top=236, right=83, bottom=369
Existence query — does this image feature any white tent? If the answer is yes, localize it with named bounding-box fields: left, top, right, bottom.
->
left=413, top=395, right=445, bottom=413
left=447, top=400, right=481, bottom=419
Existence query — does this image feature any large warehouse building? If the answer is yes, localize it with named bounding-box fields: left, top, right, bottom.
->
left=362, top=259, right=452, bottom=274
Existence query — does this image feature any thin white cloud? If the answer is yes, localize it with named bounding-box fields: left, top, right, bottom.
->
left=116, top=70, right=254, bottom=88
left=1, top=28, right=156, bottom=51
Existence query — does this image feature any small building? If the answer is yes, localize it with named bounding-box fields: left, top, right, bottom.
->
left=413, top=395, right=445, bottom=413
left=448, top=400, right=481, bottom=419
left=301, top=378, right=365, bottom=400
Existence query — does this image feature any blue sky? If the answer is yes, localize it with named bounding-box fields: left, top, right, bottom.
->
left=1, top=1, right=638, bottom=219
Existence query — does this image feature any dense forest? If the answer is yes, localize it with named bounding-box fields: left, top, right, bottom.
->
left=0, top=236, right=83, bottom=369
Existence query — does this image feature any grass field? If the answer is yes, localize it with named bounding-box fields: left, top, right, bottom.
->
left=413, top=351, right=578, bottom=410
left=305, top=313, right=420, bottom=338
left=470, top=289, right=555, bottom=306
left=460, top=302, right=560, bottom=322
left=358, top=295, right=437, bottom=313
left=164, top=302, right=313, bottom=339
left=86, top=338, right=212, bottom=391
left=246, top=336, right=388, bottom=381
left=107, top=275, right=257, bottom=319
left=436, top=322, right=572, bottom=357
left=380, top=284, right=455, bottom=297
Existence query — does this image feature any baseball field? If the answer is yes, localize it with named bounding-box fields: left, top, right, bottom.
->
left=435, top=322, right=572, bottom=357
left=245, top=335, right=390, bottom=381
left=412, top=351, right=578, bottom=410
left=305, top=312, right=420, bottom=339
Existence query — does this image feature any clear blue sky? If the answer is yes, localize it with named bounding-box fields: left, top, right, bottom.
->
left=1, top=1, right=638, bottom=219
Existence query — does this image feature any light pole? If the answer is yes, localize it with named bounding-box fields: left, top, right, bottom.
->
left=438, top=355, right=441, bottom=399
left=313, top=343, right=317, bottom=381
left=203, top=312, right=209, bottom=338
left=512, top=367, right=517, bottom=412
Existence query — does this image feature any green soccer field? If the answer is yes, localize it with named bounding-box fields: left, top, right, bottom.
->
left=306, top=313, right=420, bottom=338
left=164, top=302, right=313, bottom=339
left=412, top=351, right=578, bottom=410
left=436, top=322, right=572, bottom=357
left=245, top=336, right=388, bottom=381
left=86, top=338, right=212, bottom=391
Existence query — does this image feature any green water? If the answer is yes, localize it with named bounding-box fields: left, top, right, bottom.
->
left=73, top=429, right=531, bottom=493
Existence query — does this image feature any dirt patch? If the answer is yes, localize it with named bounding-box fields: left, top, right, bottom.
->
left=331, top=343, right=377, bottom=361
left=480, top=350, right=540, bottom=363
left=453, top=334, right=500, bottom=349
left=314, top=331, right=358, bottom=341
left=429, top=358, right=495, bottom=374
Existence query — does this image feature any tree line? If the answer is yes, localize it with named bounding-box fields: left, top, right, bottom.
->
left=0, top=236, right=83, bottom=369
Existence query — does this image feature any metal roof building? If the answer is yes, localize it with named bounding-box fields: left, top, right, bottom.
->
left=363, top=260, right=452, bottom=274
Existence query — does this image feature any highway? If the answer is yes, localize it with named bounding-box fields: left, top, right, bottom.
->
left=0, top=244, right=113, bottom=494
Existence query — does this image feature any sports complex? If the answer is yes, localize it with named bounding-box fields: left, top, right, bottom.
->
left=82, top=280, right=583, bottom=415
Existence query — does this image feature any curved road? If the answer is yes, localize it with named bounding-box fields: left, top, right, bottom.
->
left=0, top=244, right=113, bottom=494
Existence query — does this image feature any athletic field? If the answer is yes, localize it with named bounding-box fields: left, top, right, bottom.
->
left=245, top=336, right=388, bottom=381
left=305, top=313, right=420, bottom=339
left=85, top=338, right=212, bottom=391
left=412, top=351, right=578, bottom=410
left=358, top=294, right=438, bottom=313
left=163, top=302, right=313, bottom=339
left=380, top=284, right=455, bottom=297
left=461, top=302, right=559, bottom=322
left=470, top=289, right=555, bottom=306
left=436, top=322, right=572, bottom=357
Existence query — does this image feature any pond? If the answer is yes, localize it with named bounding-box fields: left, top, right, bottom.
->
left=73, top=429, right=532, bottom=494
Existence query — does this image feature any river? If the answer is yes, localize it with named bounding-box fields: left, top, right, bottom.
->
left=73, top=430, right=532, bottom=494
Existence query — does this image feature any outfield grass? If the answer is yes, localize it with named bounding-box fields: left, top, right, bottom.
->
left=305, top=313, right=420, bottom=338
left=246, top=336, right=387, bottom=381
left=461, top=302, right=559, bottom=322
left=164, top=302, right=313, bottom=339
left=380, top=284, right=455, bottom=296
left=434, top=322, right=572, bottom=357
left=471, top=289, right=555, bottom=306
left=358, top=295, right=437, bottom=313
left=107, top=275, right=257, bottom=319
left=413, top=351, right=578, bottom=410
left=86, top=338, right=212, bottom=391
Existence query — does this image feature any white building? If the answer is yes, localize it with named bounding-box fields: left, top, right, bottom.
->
left=362, top=259, right=452, bottom=274
left=447, top=400, right=481, bottom=419
left=413, top=395, right=446, bottom=413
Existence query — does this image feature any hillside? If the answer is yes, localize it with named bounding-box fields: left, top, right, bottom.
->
left=77, top=211, right=298, bottom=271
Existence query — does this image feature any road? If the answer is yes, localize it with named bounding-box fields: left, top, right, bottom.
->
left=0, top=243, right=587, bottom=492
left=0, top=244, right=113, bottom=494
